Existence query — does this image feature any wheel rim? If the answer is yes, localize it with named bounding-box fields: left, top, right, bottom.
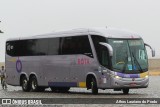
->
left=91, top=81, right=94, bottom=89
left=23, top=79, right=28, bottom=90
left=31, top=80, right=37, bottom=90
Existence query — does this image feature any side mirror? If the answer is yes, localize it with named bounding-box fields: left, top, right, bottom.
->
left=99, top=42, right=113, bottom=56
left=145, top=43, right=155, bottom=57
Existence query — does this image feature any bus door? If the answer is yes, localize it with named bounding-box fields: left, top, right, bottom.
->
left=69, top=35, right=94, bottom=87
left=96, top=43, right=111, bottom=88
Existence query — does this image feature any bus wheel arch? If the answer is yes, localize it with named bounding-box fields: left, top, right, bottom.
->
left=86, top=74, right=98, bottom=94
left=20, top=74, right=30, bottom=92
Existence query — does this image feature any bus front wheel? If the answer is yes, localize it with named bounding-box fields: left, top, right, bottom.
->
left=122, top=88, right=129, bottom=94
left=21, top=76, right=30, bottom=92
left=91, top=77, right=98, bottom=95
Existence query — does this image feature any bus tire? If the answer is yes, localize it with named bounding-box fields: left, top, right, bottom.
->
left=30, top=76, right=39, bottom=92
left=21, top=76, right=30, bottom=92
left=123, top=88, right=129, bottom=94
left=91, top=77, right=98, bottom=94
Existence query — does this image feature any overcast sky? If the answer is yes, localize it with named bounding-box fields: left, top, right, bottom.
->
left=0, top=0, right=160, bottom=62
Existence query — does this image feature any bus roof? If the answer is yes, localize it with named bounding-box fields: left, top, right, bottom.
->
left=7, top=27, right=141, bottom=41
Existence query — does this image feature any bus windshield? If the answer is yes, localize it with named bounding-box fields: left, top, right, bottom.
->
left=108, top=39, right=148, bottom=74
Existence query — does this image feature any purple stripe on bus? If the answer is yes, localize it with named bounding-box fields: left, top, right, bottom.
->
left=130, top=74, right=140, bottom=78
left=116, top=72, right=140, bottom=78
left=48, top=82, right=77, bottom=87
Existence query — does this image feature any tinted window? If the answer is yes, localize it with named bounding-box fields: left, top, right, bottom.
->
left=6, top=36, right=92, bottom=57
left=21, top=39, right=37, bottom=56
left=61, top=37, right=72, bottom=54
left=36, top=39, right=48, bottom=55
left=6, top=39, right=47, bottom=56
left=61, top=36, right=93, bottom=57
left=91, top=35, right=109, bottom=67
left=6, top=41, right=20, bottom=56
left=48, top=38, right=61, bottom=55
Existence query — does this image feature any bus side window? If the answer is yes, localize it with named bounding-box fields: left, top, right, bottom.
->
left=61, top=37, right=72, bottom=55
left=61, top=36, right=93, bottom=58
left=48, top=38, right=61, bottom=55
left=91, top=35, right=110, bottom=68
left=73, top=36, right=93, bottom=57
left=36, top=39, right=48, bottom=55
left=6, top=41, right=17, bottom=56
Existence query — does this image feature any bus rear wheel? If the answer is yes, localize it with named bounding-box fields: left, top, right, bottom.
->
left=30, top=76, right=44, bottom=92
left=91, top=77, right=98, bottom=95
left=122, top=88, right=129, bottom=94
left=21, top=76, right=30, bottom=92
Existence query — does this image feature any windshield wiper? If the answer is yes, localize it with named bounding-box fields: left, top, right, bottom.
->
left=131, top=52, right=143, bottom=73
left=122, top=55, right=128, bottom=73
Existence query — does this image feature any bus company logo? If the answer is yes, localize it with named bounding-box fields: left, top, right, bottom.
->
left=2, top=99, right=11, bottom=105
left=77, top=58, right=90, bottom=65
left=16, top=59, right=22, bottom=73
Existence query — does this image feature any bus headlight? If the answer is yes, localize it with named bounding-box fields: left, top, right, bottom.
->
left=115, top=75, right=121, bottom=79
left=145, top=75, right=149, bottom=78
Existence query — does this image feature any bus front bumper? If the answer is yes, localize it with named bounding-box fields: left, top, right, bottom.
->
left=110, top=76, right=149, bottom=88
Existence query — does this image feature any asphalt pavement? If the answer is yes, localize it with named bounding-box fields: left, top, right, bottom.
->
left=0, top=76, right=160, bottom=107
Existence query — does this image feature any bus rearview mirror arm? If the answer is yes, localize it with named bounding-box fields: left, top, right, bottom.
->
left=99, top=42, right=113, bottom=56
left=145, top=43, right=155, bottom=57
